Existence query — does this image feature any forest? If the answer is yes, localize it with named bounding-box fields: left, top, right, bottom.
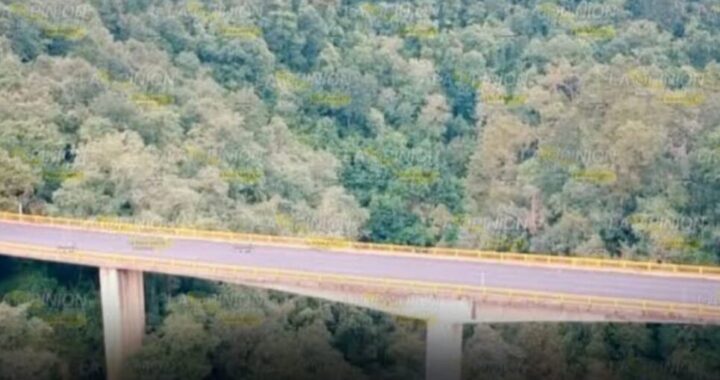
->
left=0, top=0, right=719, bottom=379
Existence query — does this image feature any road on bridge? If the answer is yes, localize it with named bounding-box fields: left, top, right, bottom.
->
left=1, top=220, right=719, bottom=308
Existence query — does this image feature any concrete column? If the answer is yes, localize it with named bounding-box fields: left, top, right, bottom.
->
left=426, top=320, right=463, bottom=380
left=100, top=269, right=145, bottom=380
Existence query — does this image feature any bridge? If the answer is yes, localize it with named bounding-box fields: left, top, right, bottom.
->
left=1, top=212, right=719, bottom=380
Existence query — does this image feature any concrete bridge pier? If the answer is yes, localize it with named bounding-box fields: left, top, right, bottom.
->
left=426, top=320, right=463, bottom=380
left=99, top=269, right=145, bottom=380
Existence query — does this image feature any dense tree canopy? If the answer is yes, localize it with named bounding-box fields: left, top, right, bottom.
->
left=1, top=0, right=720, bottom=379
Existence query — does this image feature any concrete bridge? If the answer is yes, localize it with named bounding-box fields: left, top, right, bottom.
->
left=1, top=212, right=720, bottom=380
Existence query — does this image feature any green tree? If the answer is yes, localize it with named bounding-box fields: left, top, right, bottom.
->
left=0, top=303, right=64, bottom=380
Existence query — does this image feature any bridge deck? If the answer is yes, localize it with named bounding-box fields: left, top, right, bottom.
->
left=1, top=220, right=719, bottom=309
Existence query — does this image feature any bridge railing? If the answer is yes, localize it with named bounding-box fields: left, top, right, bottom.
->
left=1, top=240, right=719, bottom=322
left=2, top=212, right=720, bottom=278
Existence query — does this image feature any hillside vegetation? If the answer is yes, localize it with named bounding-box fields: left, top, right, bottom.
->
left=0, top=0, right=720, bottom=379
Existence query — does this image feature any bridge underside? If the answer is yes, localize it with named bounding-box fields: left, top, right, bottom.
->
left=226, top=280, right=718, bottom=380
left=223, top=280, right=712, bottom=380
left=225, top=279, right=717, bottom=326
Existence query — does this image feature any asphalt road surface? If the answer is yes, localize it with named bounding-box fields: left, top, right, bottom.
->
left=1, top=221, right=719, bottom=306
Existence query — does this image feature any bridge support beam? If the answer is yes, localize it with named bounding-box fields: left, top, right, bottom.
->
left=99, top=269, right=145, bottom=380
left=426, top=320, right=463, bottom=380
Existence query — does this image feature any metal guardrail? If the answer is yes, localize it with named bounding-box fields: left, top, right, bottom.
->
left=2, top=212, right=720, bottom=278
left=0, top=241, right=719, bottom=322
